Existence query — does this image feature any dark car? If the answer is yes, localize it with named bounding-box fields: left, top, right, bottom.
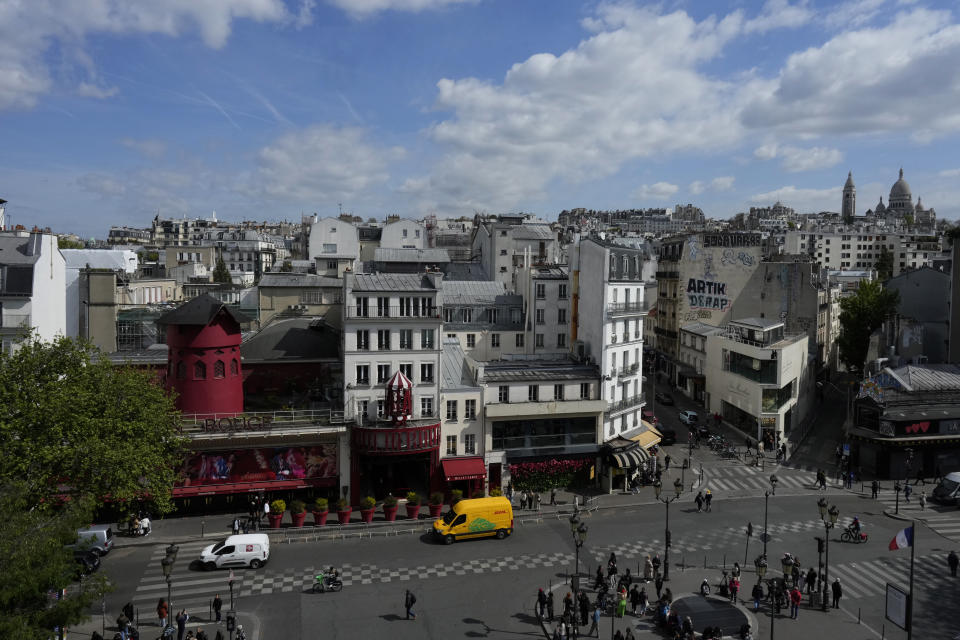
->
left=654, top=392, right=674, bottom=406
left=658, top=428, right=677, bottom=446
left=74, top=549, right=100, bottom=577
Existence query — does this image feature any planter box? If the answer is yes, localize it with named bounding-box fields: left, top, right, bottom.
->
left=383, top=505, right=399, bottom=522
left=267, top=513, right=283, bottom=529
left=312, top=510, right=329, bottom=527
left=405, top=504, right=421, bottom=520
left=291, top=511, right=307, bottom=528
left=336, top=508, right=352, bottom=525
left=428, top=503, right=444, bottom=518
left=360, top=508, right=375, bottom=524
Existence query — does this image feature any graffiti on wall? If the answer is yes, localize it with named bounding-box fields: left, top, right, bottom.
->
left=687, top=278, right=731, bottom=310
left=721, top=249, right=756, bottom=269
left=683, top=309, right=714, bottom=322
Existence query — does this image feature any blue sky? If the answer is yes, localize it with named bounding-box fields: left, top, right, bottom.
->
left=2, top=0, right=960, bottom=238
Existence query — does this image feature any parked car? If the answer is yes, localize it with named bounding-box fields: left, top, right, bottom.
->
left=74, top=524, right=114, bottom=556
left=658, top=428, right=677, bottom=446
left=641, top=409, right=658, bottom=425
left=678, top=410, right=699, bottom=425
left=655, top=392, right=674, bottom=406
left=74, top=549, right=100, bottom=577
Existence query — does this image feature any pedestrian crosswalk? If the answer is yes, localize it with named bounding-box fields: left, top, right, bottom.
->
left=697, top=463, right=841, bottom=495
left=870, top=491, right=960, bottom=542
left=830, top=552, right=955, bottom=601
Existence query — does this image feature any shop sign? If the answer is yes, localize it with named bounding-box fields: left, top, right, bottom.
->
left=202, top=415, right=274, bottom=432
left=940, top=419, right=960, bottom=435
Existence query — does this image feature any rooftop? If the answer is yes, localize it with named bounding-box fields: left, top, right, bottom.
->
left=481, top=359, right=599, bottom=382
left=441, top=280, right=517, bottom=306
left=441, top=338, right=478, bottom=390
left=511, top=224, right=556, bottom=240
left=349, top=272, right=440, bottom=292
left=731, top=317, right=784, bottom=330
left=888, top=364, right=960, bottom=392
left=259, top=273, right=343, bottom=288
left=531, top=266, right=568, bottom=280
left=680, top=321, right=723, bottom=337
left=241, top=316, right=340, bottom=362
left=375, top=248, right=450, bottom=263
left=157, top=293, right=250, bottom=326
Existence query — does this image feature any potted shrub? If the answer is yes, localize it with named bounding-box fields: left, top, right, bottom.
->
left=428, top=492, right=445, bottom=518
left=450, top=489, right=463, bottom=505
left=472, top=490, right=485, bottom=499
left=489, top=487, right=503, bottom=497
left=336, top=498, right=352, bottom=525
left=405, top=491, right=421, bottom=519
left=382, top=495, right=399, bottom=522
left=311, top=497, right=329, bottom=527
left=359, top=496, right=376, bottom=524
left=289, top=499, right=307, bottom=527
left=268, top=499, right=286, bottom=529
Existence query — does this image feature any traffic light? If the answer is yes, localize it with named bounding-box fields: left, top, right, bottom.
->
left=226, top=612, right=236, bottom=632
left=816, top=537, right=825, bottom=554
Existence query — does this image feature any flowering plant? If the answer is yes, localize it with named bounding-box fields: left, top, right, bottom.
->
left=508, top=457, right=592, bottom=491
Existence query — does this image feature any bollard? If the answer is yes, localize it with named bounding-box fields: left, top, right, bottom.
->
left=723, top=554, right=726, bottom=569
left=858, top=608, right=861, bottom=624
left=201, top=520, right=205, bottom=538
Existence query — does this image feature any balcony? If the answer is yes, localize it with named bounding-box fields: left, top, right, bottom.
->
left=346, top=305, right=441, bottom=320
left=0, top=312, right=31, bottom=332
left=607, top=301, right=651, bottom=316
left=618, top=363, right=640, bottom=379
left=605, top=393, right=645, bottom=416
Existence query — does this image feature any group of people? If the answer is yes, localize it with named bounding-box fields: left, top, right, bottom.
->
left=126, top=512, right=151, bottom=537
left=693, top=490, right=713, bottom=512
left=506, top=483, right=559, bottom=510
left=154, top=600, right=234, bottom=640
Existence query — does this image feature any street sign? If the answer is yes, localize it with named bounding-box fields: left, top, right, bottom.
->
left=885, top=583, right=909, bottom=630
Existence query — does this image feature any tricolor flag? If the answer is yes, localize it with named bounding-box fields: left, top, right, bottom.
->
left=889, top=525, right=914, bottom=550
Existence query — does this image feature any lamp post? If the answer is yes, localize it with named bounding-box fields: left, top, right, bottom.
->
left=161, top=544, right=179, bottom=626
left=654, top=477, right=684, bottom=581
left=763, top=488, right=773, bottom=559
left=817, top=499, right=839, bottom=612
left=755, top=555, right=773, bottom=640
left=569, top=514, right=589, bottom=586
left=894, top=481, right=902, bottom=515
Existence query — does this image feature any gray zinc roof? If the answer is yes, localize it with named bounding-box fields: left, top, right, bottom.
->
left=0, top=234, right=43, bottom=265
left=441, top=280, right=514, bottom=305
left=259, top=273, right=342, bottom=288
left=512, top=224, right=555, bottom=240
left=889, top=364, right=960, bottom=391
left=731, top=317, right=783, bottom=330
left=441, top=337, right=478, bottom=390
left=680, top=322, right=722, bottom=336
left=375, top=248, right=450, bottom=263
left=241, top=316, right=340, bottom=362
left=482, top=360, right=599, bottom=382
left=350, top=272, right=439, bottom=292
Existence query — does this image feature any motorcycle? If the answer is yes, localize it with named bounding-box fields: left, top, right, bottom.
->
left=841, top=526, right=868, bottom=543
left=312, top=573, right=343, bottom=593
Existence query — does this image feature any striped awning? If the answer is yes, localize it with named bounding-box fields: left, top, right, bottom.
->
left=610, top=447, right=649, bottom=469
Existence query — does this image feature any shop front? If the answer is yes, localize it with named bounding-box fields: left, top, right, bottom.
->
left=602, top=435, right=651, bottom=494
left=440, top=456, right=487, bottom=498
left=351, top=420, right=441, bottom=502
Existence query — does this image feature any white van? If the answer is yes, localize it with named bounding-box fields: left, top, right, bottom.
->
left=76, top=525, right=114, bottom=556
left=199, top=534, right=270, bottom=570
left=932, top=471, right=960, bottom=505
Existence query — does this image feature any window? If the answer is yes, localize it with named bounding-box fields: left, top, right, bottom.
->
left=536, top=283, right=546, bottom=299
left=446, top=435, right=457, bottom=454
left=355, top=297, right=369, bottom=317
left=446, top=400, right=458, bottom=421
left=535, top=309, right=545, bottom=324
left=399, top=329, right=413, bottom=350
left=377, top=364, right=390, bottom=384
left=214, top=360, right=225, bottom=378
left=557, top=333, right=567, bottom=347
left=415, top=229, right=421, bottom=238
left=486, top=308, right=499, bottom=324
left=535, top=334, right=544, bottom=347
left=500, top=249, right=507, bottom=255
left=499, top=385, right=510, bottom=403
left=176, top=361, right=185, bottom=379
left=491, top=333, right=500, bottom=348
left=322, top=243, right=337, bottom=254
left=516, top=334, right=525, bottom=348
left=466, top=334, right=476, bottom=348
left=402, top=228, right=408, bottom=238
left=194, top=361, right=206, bottom=380
left=377, top=399, right=385, bottom=418
left=327, top=260, right=337, bottom=270
left=528, top=385, right=539, bottom=401
left=357, top=400, right=368, bottom=420
left=377, top=329, right=391, bottom=350
left=580, top=383, right=590, bottom=399
left=558, top=308, right=567, bottom=324
left=356, top=365, right=369, bottom=385
left=377, top=297, right=390, bottom=318
left=421, top=329, right=435, bottom=349
left=500, top=266, right=507, bottom=272
left=554, top=384, right=564, bottom=400
left=559, top=284, right=568, bottom=299
left=421, top=397, right=434, bottom=417
left=230, top=359, right=239, bottom=376
left=464, top=433, right=476, bottom=454
left=420, top=363, right=434, bottom=383
left=400, top=363, right=412, bottom=379
left=465, top=399, right=476, bottom=419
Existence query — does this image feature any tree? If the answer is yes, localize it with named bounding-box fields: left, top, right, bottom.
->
left=0, top=336, right=186, bottom=512
left=212, top=256, right=232, bottom=284
left=57, top=238, right=85, bottom=250
left=837, top=280, right=900, bottom=374
left=874, top=246, right=893, bottom=281
left=279, top=260, right=293, bottom=272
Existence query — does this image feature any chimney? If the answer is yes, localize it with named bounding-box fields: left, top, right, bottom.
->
left=26, top=230, right=43, bottom=256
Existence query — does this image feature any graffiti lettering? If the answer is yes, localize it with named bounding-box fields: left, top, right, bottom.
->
left=703, top=233, right=761, bottom=248
left=686, top=279, right=727, bottom=296
left=202, top=415, right=275, bottom=432
left=688, top=294, right=730, bottom=310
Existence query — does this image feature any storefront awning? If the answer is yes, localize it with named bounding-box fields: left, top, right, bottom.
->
left=441, top=456, right=487, bottom=481
left=610, top=447, right=649, bottom=469
left=631, top=423, right=663, bottom=450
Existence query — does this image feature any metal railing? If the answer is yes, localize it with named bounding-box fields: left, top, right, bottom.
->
left=0, top=313, right=31, bottom=329
left=605, top=394, right=645, bottom=415
left=607, top=301, right=651, bottom=315
left=618, top=364, right=640, bottom=379
left=345, top=306, right=441, bottom=319
left=179, top=409, right=345, bottom=434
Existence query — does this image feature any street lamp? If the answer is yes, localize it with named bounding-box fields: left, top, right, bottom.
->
left=654, top=477, right=684, bottom=580
left=817, top=499, right=839, bottom=612
left=894, top=481, right=902, bottom=515
left=569, top=514, right=589, bottom=585
left=755, top=556, right=773, bottom=640
left=161, top=544, right=179, bottom=625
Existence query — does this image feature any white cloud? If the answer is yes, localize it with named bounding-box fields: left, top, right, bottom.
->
left=634, top=182, right=679, bottom=200
left=753, top=143, right=843, bottom=172
left=690, top=176, right=735, bottom=195
left=938, top=168, right=960, bottom=178
left=326, top=0, right=478, bottom=18
left=689, top=181, right=705, bottom=195
left=745, top=0, right=813, bottom=34
left=77, top=173, right=127, bottom=198
left=252, top=124, right=405, bottom=203
left=0, top=0, right=294, bottom=110
left=822, top=0, right=887, bottom=31
left=120, top=138, right=168, bottom=159
left=749, top=184, right=840, bottom=212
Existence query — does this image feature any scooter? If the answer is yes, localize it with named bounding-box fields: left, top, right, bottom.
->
left=312, top=573, right=343, bottom=593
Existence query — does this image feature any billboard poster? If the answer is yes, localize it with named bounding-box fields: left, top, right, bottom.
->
left=178, top=445, right=338, bottom=488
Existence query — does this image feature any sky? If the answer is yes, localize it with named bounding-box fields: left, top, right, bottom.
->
left=2, top=0, right=960, bottom=238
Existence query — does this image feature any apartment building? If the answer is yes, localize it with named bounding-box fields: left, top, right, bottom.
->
left=782, top=229, right=943, bottom=276
left=309, top=217, right=361, bottom=277
left=258, top=273, right=343, bottom=328
left=471, top=215, right=559, bottom=292
left=0, top=231, right=66, bottom=353
left=440, top=280, right=524, bottom=360
left=517, top=264, right=571, bottom=355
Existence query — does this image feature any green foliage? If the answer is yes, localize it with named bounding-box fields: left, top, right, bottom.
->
left=406, top=491, right=420, bottom=506
left=450, top=489, right=463, bottom=504
left=489, top=487, right=503, bottom=497
left=787, top=221, right=796, bottom=230
left=0, top=484, right=112, bottom=637
left=471, top=490, right=485, bottom=499
left=904, top=214, right=915, bottom=227
left=874, top=246, right=894, bottom=281
left=212, top=257, right=232, bottom=284
left=57, top=238, right=85, bottom=250
left=360, top=496, right=376, bottom=510
left=270, top=499, right=286, bottom=514
left=0, top=336, right=185, bottom=513
left=838, top=280, right=900, bottom=374
left=382, top=495, right=398, bottom=507
left=429, top=492, right=444, bottom=506
left=289, top=499, right=306, bottom=514
left=336, top=498, right=350, bottom=511
left=279, top=261, right=293, bottom=272
left=313, top=497, right=329, bottom=512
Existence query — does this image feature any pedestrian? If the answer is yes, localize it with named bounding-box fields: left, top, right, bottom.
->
left=157, top=599, right=168, bottom=629
left=547, top=591, right=555, bottom=621
left=904, top=484, right=912, bottom=502
left=848, top=470, right=855, bottom=490
left=536, top=492, right=542, bottom=511
left=624, top=628, right=635, bottom=640
left=695, top=491, right=704, bottom=513
left=729, top=576, right=740, bottom=602
left=588, top=607, right=600, bottom=637
left=651, top=553, right=661, bottom=577
left=871, top=479, right=879, bottom=499
left=643, top=555, right=653, bottom=581
left=664, top=454, right=671, bottom=471
left=213, top=594, right=222, bottom=623
left=948, top=550, right=959, bottom=577
left=550, top=487, right=557, bottom=506
left=751, top=582, right=763, bottom=611
left=629, top=585, right=640, bottom=614
left=555, top=620, right=565, bottom=640
left=704, top=489, right=713, bottom=512
left=638, top=587, right=648, bottom=615
left=579, top=591, right=590, bottom=626
left=232, top=517, right=240, bottom=535
left=790, top=586, right=802, bottom=619
left=616, top=589, right=627, bottom=618
left=831, top=579, right=842, bottom=609
left=805, top=568, right=816, bottom=594
left=920, top=490, right=927, bottom=511
left=122, top=602, right=134, bottom=625
left=613, top=630, right=623, bottom=640
left=538, top=588, right=547, bottom=618
left=520, top=491, right=527, bottom=510
left=563, top=592, right=574, bottom=620
left=655, top=574, right=664, bottom=599
left=405, top=589, right=417, bottom=620
left=176, top=610, right=189, bottom=640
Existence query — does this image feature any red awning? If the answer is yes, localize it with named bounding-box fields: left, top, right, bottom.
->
left=441, top=457, right=486, bottom=482
left=172, top=477, right=335, bottom=498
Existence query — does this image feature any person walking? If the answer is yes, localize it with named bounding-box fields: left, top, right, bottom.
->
left=588, top=607, right=600, bottom=637
left=520, top=491, right=527, bottom=510
left=638, top=587, right=648, bottom=616
left=651, top=553, right=661, bottom=577
left=643, top=555, right=654, bottom=581
left=175, top=610, right=189, bottom=640
left=695, top=491, right=704, bottom=513
left=664, top=454, right=671, bottom=471
left=579, top=591, right=590, bottom=626
left=948, top=550, right=959, bottom=577
left=404, top=589, right=417, bottom=620
left=547, top=590, right=555, bottom=621
left=729, top=576, right=740, bottom=603
left=550, top=487, right=557, bottom=506
left=629, top=585, right=640, bottom=615
left=904, top=484, right=912, bottom=503
left=751, top=582, right=763, bottom=611
left=920, top=490, right=927, bottom=511
left=831, top=579, right=842, bottom=609
left=704, top=489, right=713, bottom=512
left=871, top=479, right=879, bottom=499
left=789, top=586, right=802, bottom=619
left=212, top=594, right=222, bottom=624
left=538, top=588, right=547, bottom=618
left=654, top=574, right=664, bottom=600
left=536, top=492, right=542, bottom=512
left=157, top=599, right=169, bottom=629
left=805, top=568, right=816, bottom=594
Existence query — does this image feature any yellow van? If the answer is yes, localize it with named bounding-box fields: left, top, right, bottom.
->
left=433, top=496, right=513, bottom=544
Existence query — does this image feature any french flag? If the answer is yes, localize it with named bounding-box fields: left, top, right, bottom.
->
left=889, top=526, right=913, bottom=550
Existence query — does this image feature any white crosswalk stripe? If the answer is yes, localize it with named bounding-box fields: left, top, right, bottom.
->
left=871, top=492, right=960, bottom=542
left=699, top=463, right=841, bottom=495
left=830, top=553, right=951, bottom=600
